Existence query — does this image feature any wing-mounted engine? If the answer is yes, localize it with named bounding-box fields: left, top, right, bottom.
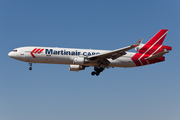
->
left=73, top=57, right=90, bottom=65
left=69, top=65, right=85, bottom=71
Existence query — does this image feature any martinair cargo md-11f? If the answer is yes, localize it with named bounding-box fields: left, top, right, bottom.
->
left=8, top=29, right=172, bottom=76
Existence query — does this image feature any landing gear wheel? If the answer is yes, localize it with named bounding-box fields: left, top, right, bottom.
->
left=29, top=63, right=32, bottom=70
left=96, top=72, right=100, bottom=76
left=91, top=67, right=105, bottom=76
left=29, top=67, right=32, bottom=70
left=91, top=71, right=96, bottom=76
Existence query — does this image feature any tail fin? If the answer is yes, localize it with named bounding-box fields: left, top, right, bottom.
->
left=138, top=29, right=170, bottom=55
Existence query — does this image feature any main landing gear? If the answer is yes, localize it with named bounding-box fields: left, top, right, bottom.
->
left=29, top=63, right=32, bottom=70
left=91, top=67, right=105, bottom=76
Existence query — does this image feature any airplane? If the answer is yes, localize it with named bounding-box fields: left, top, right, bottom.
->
left=8, top=29, right=172, bottom=76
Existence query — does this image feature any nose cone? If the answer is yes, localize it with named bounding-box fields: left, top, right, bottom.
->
left=8, top=52, right=13, bottom=57
left=8, top=51, right=17, bottom=58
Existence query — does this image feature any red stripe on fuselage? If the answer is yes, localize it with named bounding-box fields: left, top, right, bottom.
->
left=30, top=48, right=37, bottom=58
left=34, top=48, right=41, bottom=53
left=131, top=53, right=151, bottom=66
left=38, top=49, right=44, bottom=54
left=131, top=53, right=143, bottom=66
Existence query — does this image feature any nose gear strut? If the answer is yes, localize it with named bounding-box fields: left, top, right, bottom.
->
left=29, top=63, right=32, bottom=70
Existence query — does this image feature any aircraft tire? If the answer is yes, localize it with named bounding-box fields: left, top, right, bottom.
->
left=91, top=71, right=96, bottom=76
left=29, top=67, right=32, bottom=70
left=96, top=72, right=100, bottom=76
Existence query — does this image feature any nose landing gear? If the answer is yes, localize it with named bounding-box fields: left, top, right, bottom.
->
left=29, top=63, right=32, bottom=70
left=91, top=67, right=104, bottom=76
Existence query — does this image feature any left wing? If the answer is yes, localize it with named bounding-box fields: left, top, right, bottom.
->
left=88, top=38, right=142, bottom=61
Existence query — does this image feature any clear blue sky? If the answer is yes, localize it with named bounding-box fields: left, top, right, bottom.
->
left=0, top=0, right=180, bottom=120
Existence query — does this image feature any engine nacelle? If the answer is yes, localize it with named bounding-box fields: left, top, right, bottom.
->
left=73, top=57, right=89, bottom=65
left=135, top=43, right=145, bottom=52
left=69, top=65, right=85, bottom=71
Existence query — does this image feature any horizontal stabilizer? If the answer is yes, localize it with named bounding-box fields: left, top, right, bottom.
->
left=146, top=49, right=169, bottom=60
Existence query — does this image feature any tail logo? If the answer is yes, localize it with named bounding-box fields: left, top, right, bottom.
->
left=131, top=29, right=171, bottom=66
left=30, top=48, right=44, bottom=58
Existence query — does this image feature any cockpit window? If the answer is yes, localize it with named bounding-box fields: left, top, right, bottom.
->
left=12, top=50, right=17, bottom=52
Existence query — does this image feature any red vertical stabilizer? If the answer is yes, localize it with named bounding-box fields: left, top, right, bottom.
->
left=132, top=29, right=171, bottom=66
left=138, top=29, right=168, bottom=55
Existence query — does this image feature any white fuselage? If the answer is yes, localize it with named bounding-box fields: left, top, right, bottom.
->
left=7, top=29, right=171, bottom=76
left=8, top=47, right=137, bottom=68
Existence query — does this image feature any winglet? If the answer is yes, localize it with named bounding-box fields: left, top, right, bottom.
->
left=135, top=38, right=143, bottom=47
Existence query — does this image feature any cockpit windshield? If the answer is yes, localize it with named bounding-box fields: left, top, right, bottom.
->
left=12, top=50, right=17, bottom=52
